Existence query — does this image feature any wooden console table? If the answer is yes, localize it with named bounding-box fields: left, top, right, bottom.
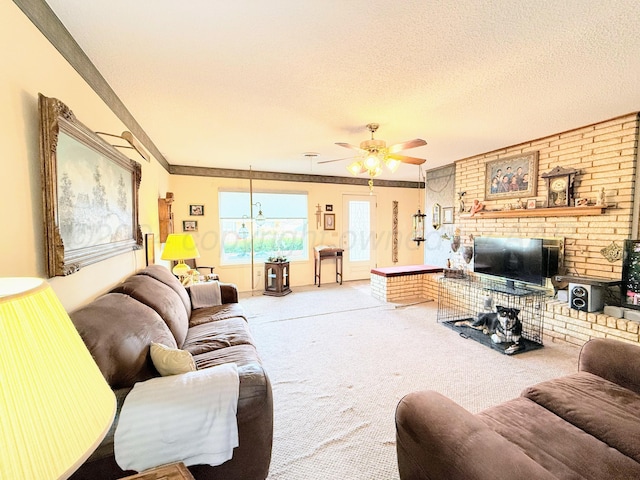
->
left=314, top=247, right=344, bottom=287
left=264, top=261, right=291, bottom=296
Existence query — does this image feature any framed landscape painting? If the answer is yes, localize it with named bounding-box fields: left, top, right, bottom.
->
left=485, top=151, right=538, bottom=201
left=39, top=94, right=142, bottom=277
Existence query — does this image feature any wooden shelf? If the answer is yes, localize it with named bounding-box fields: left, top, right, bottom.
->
left=461, top=206, right=606, bottom=219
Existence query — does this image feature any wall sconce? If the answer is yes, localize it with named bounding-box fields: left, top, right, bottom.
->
left=96, top=131, right=150, bottom=162
left=412, top=209, right=426, bottom=245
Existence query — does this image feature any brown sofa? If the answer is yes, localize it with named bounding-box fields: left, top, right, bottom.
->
left=68, top=265, right=273, bottom=480
left=395, top=338, right=640, bottom=479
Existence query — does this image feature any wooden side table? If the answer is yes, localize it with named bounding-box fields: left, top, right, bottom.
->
left=264, top=261, right=291, bottom=296
left=314, top=247, right=344, bottom=287
left=119, top=461, right=194, bottom=480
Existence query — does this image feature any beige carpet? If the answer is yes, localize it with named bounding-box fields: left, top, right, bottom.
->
left=240, top=280, right=581, bottom=480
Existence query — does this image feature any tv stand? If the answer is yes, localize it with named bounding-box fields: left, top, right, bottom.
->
left=437, top=275, right=548, bottom=355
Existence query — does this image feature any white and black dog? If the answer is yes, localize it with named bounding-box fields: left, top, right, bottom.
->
left=471, top=305, right=524, bottom=354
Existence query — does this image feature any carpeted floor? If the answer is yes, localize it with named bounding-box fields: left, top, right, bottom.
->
left=240, top=280, right=580, bottom=479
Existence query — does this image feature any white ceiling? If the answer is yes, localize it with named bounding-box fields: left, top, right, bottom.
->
left=44, top=0, right=640, bottom=181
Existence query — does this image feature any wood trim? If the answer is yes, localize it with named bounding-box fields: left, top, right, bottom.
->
left=461, top=206, right=606, bottom=219
left=169, top=165, right=424, bottom=188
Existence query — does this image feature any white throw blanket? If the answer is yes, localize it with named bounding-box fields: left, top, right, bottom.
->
left=190, top=281, right=222, bottom=309
left=114, top=363, right=239, bottom=472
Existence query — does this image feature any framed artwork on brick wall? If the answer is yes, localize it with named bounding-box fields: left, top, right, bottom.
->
left=485, top=151, right=538, bottom=201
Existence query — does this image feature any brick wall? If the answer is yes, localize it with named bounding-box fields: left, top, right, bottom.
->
left=456, top=113, right=639, bottom=279
left=436, top=113, right=640, bottom=346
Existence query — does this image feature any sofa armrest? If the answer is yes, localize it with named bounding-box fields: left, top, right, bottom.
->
left=579, top=338, right=640, bottom=395
left=220, top=283, right=239, bottom=304
left=395, top=391, right=556, bottom=480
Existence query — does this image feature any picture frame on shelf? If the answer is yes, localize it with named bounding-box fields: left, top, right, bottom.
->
left=189, top=204, right=204, bottom=216
left=485, top=151, right=538, bottom=201
left=442, top=207, right=454, bottom=224
left=39, top=94, right=142, bottom=277
left=324, top=213, right=335, bottom=230
left=527, top=198, right=537, bottom=209
left=183, top=220, right=198, bottom=232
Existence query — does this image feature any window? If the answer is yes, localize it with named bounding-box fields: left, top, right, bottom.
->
left=219, top=191, right=308, bottom=265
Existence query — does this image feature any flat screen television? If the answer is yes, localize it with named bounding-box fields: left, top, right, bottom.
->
left=473, top=236, right=560, bottom=289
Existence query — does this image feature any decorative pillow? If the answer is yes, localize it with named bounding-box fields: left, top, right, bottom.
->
left=150, top=342, right=196, bottom=376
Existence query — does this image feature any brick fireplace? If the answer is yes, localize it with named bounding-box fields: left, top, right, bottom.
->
left=425, top=112, right=640, bottom=347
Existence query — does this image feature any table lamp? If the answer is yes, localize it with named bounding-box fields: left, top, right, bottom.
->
left=161, top=233, right=201, bottom=277
left=0, top=278, right=116, bottom=479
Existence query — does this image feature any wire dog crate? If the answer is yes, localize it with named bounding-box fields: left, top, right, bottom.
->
left=437, top=275, right=547, bottom=355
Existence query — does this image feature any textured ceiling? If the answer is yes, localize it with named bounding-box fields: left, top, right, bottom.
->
left=44, top=0, right=640, bottom=181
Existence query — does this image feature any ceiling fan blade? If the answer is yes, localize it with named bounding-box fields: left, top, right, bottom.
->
left=336, top=142, right=366, bottom=153
left=388, top=153, right=426, bottom=165
left=388, top=139, right=427, bottom=154
left=317, top=155, right=358, bottom=164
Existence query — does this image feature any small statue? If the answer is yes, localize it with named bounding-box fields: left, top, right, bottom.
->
left=470, top=199, right=484, bottom=217
left=596, top=187, right=606, bottom=207
left=457, top=191, right=466, bottom=213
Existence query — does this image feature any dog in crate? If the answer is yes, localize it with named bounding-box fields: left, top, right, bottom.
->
left=471, top=305, right=524, bottom=354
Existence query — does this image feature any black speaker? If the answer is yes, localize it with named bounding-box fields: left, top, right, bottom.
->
left=569, top=283, right=604, bottom=312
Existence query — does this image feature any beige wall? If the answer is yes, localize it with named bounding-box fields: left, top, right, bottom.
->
left=2, top=1, right=170, bottom=310
left=168, top=175, right=425, bottom=292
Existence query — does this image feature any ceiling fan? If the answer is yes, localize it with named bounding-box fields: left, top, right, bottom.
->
left=319, top=123, right=427, bottom=179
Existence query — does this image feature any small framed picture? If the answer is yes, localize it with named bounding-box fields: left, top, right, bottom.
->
left=183, top=220, right=198, bottom=232
left=526, top=198, right=537, bottom=209
left=145, top=233, right=155, bottom=266
left=324, top=213, right=335, bottom=230
left=189, top=204, right=204, bottom=216
left=325, top=204, right=333, bottom=211
left=442, top=207, right=454, bottom=224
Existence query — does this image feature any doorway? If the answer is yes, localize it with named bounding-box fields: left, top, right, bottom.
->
left=341, top=194, right=377, bottom=281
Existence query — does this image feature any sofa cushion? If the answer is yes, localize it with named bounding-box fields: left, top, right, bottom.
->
left=182, top=318, right=255, bottom=356
left=137, top=265, right=192, bottom=318
left=150, top=342, right=196, bottom=376
left=70, top=293, right=177, bottom=388
left=479, top=396, right=640, bottom=479
left=110, top=274, right=189, bottom=348
left=192, top=344, right=261, bottom=370
left=189, top=303, right=246, bottom=327
left=522, top=371, right=640, bottom=463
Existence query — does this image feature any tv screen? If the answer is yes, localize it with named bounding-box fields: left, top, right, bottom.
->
left=474, top=237, right=549, bottom=287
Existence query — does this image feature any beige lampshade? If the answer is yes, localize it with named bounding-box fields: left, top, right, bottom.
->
left=0, top=278, right=116, bottom=479
left=161, top=233, right=201, bottom=276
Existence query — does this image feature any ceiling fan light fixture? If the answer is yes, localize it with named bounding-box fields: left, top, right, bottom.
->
left=385, top=157, right=401, bottom=173
left=363, top=153, right=380, bottom=170
left=370, top=165, right=383, bottom=177
left=347, top=161, right=366, bottom=176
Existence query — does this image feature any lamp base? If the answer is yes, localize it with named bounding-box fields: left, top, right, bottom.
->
left=172, top=261, right=190, bottom=278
